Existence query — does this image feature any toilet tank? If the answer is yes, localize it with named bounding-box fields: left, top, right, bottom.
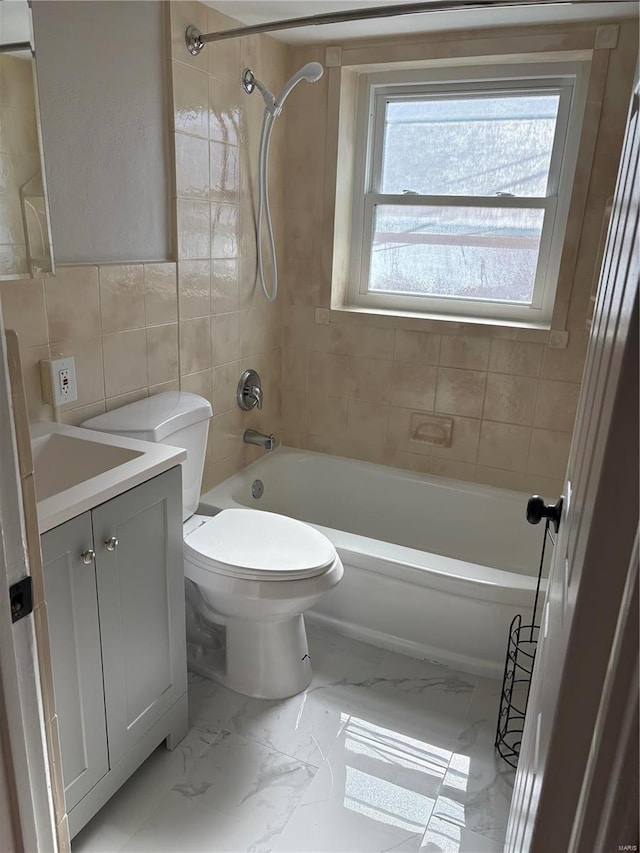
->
left=81, top=392, right=213, bottom=521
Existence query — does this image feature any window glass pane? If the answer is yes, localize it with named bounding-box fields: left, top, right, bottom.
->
left=380, top=94, right=560, bottom=197
left=368, top=204, right=544, bottom=303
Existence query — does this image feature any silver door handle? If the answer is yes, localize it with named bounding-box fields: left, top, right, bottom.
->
left=81, top=549, right=95, bottom=565
left=105, top=536, right=119, bottom=552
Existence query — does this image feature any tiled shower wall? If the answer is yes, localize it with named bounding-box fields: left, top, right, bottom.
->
left=0, top=2, right=288, bottom=492
left=279, top=21, right=637, bottom=496
left=170, top=1, right=287, bottom=490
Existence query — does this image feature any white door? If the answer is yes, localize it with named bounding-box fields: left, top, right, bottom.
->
left=506, top=81, right=639, bottom=851
left=41, top=512, right=109, bottom=811
left=92, top=467, right=186, bottom=767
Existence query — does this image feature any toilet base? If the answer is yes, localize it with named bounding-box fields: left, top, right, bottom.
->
left=188, top=614, right=313, bottom=699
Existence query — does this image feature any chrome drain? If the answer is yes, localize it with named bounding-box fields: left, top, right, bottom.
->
left=251, top=479, right=264, bottom=499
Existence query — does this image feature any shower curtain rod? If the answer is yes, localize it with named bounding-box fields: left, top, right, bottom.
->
left=185, top=0, right=624, bottom=53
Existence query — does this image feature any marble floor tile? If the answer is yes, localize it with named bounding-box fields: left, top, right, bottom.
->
left=419, top=815, right=505, bottom=852
left=73, top=727, right=224, bottom=853
left=187, top=669, right=248, bottom=732
left=273, top=713, right=452, bottom=853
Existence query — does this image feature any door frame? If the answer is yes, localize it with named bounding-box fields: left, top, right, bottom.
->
left=506, top=77, right=639, bottom=852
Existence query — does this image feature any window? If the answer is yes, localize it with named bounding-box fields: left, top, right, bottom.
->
left=347, top=62, right=589, bottom=325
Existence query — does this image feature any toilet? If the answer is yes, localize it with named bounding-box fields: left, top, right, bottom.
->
left=82, top=392, right=343, bottom=699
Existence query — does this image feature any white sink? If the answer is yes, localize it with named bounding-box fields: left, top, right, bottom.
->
left=32, top=433, right=144, bottom=500
left=30, top=421, right=187, bottom=533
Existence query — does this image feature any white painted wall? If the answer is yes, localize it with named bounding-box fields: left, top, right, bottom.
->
left=31, top=1, right=172, bottom=263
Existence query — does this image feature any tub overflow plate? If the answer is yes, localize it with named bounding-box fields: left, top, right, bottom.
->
left=251, top=479, right=264, bottom=499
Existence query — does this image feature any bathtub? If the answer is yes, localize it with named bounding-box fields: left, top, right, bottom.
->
left=199, top=448, right=549, bottom=677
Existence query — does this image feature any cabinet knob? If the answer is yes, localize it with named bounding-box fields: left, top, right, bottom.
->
left=81, top=549, right=95, bottom=565
left=105, top=536, right=119, bottom=552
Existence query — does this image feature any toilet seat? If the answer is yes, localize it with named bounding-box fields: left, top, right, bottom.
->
left=183, top=508, right=337, bottom=582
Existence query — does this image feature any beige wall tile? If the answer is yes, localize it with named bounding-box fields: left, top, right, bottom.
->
left=309, top=351, right=349, bottom=397
left=146, top=324, right=179, bottom=386
left=169, top=1, right=208, bottom=73
left=177, top=199, right=211, bottom=259
left=207, top=10, right=240, bottom=83
left=149, top=380, right=180, bottom=396
left=489, top=340, right=543, bottom=377
left=394, top=329, right=440, bottom=365
left=309, top=322, right=351, bottom=354
left=439, top=335, right=490, bottom=370
left=379, top=448, right=428, bottom=473
left=349, top=357, right=393, bottom=404
left=102, top=329, right=148, bottom=398
left=180, top=369, right=213, bottom=404
left=524, top=473, right=564, bottom=500
left=483, top=373, right=538, bottom=426
left=211, top=258, right=239, bottom=314
left=474, top=466, right=525, bottom=491
left=172, top=62, right=209, bottom=138
left=209, top=76, right=243, bottom=147
left=212, top=362, right=239, bottom=413
left=211, top=202, right=239, bottom=259
left=389, top=362, right=437, bottom=410
left=282, top=306, right=312, bottom=350
left=0, top=279, right=48, bottom=347
left=281, top=393, right=308, bottom=435
left=211, top=311, right=239, bottom=365
left=60, top=400, right=106, bottom=426
left=210, top=141, right=239, bottom=203
left=45, top=266, right=100, bottom=342
left=429, top=415, right=481, bottom=463
left=307, top=394, right=348, bottom=440
left=175, top=132, right=209, bottom=199
left=528, top=428, right=571, bottom=479
left=178, top=259, right=211, bottom=319
left=106, top=388, right=148, bottom=411
left=99, top=264, right=145, bottom=333
left=347, top=399, right=388, bottom=445
left=145, top=263, right=178, bottom=326
left=477, top=421, right=531, bottom=471
left=282, top=348, right=309, bottom=392
left=352, top=324, right=395, bottom=360
left=20, top=345, right=52, bottom=420
left=50, top=338, right=104, bottom=408
left=386, top=407, right=429, bottom=457
left=534, top=379, right=580, bottom=432
left=428, top=457, right=476, bottom=481
left=435, top=367, right=486, bottom=418
left=211, top=408, right=244, bottom=462
left=180, top=316, right=211, bottom=375
left=540, top=331, right=589, bottom=383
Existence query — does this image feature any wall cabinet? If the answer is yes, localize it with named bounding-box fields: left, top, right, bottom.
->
left=40, top=466, right=187, bottom=836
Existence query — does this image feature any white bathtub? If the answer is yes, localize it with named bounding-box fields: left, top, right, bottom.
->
left=199, top=448, right=549, bottom=677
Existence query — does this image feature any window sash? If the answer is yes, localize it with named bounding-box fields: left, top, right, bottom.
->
left=345, top=62, right=588, bottom=325
left=359, top=193, right=558, bottom=310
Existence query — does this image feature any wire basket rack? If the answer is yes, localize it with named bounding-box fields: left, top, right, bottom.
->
left=495, top=496, right=562, bottom=769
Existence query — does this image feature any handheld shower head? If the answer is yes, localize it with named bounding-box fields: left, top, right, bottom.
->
left=274, top=62, right=324, bottom=113
left=242, top=68, right=276, bottom=113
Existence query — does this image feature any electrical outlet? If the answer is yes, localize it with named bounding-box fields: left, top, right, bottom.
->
left=40, top=357, right=78, bottom=406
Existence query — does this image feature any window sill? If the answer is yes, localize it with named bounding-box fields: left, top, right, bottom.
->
left=330, top=302, right=553, bottom=332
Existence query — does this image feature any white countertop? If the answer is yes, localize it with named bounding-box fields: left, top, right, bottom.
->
left=31, top=421, right=186, bottom=534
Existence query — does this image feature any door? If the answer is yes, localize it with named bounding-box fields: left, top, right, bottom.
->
left=505, top=81, right=639, bottom=850
left=40, top=512, right=109, bottom=811
left=92, top=466, right=186, bottom=767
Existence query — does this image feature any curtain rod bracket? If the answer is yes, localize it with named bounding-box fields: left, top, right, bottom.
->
left=185, top=25, right=205, bottom=56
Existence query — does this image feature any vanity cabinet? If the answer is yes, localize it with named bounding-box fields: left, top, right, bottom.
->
left=40, top=466, right=187, bottom=834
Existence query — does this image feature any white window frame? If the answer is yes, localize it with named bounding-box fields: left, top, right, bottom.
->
left=347, top=61, right=590, bottom=326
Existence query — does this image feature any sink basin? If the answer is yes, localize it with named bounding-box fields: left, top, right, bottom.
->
left=30, top=421, right=187, bottom=533
left=32, top=433, right=144, bottom=500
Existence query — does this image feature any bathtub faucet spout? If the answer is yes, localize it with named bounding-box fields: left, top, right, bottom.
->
left=243, top=429, right=276, bottom=452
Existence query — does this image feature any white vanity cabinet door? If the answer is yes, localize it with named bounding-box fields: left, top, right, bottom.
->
left=92, top=466, right=186, bottom=767
left=40, top=512, right=109, bottom=811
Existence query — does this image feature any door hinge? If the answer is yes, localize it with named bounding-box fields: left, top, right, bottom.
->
left=10, top=577, right=33, bottom=623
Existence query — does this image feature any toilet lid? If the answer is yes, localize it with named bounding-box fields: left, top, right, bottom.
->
left=183, top=508, right=337, bottom=581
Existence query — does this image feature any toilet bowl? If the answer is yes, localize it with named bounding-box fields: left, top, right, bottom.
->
left=82, top=392, right=343, bottom=699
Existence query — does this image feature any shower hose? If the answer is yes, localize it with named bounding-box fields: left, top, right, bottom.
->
left=256, top=108, right=278, bottom=302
